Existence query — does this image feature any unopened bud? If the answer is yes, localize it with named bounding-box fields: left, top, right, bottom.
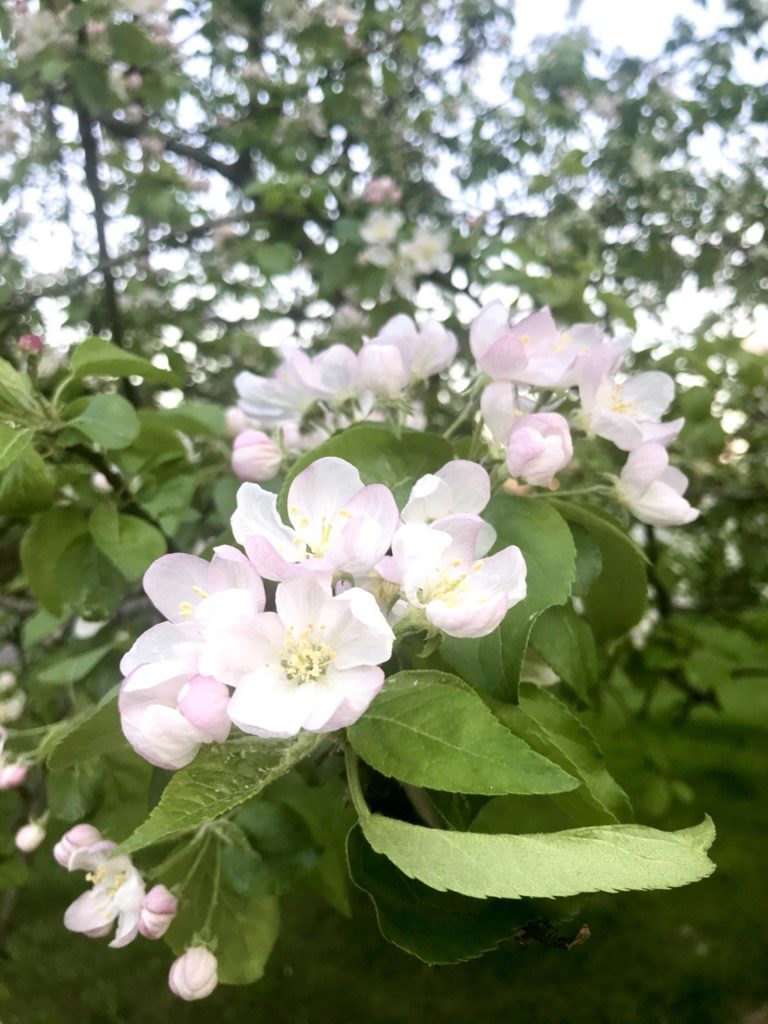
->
left=0, top=763, right=27, bottom=790
left=15, top=821, right=45, bottom=853
left=19, top=333, right=44, bottom=354
left=0, top=670, right=16, bottom=693
left=138, top=884, right=178, bottom=939
left=231, top=430, right=282, bottom=483
left=168, top=947, right=218, bottom=1001
left=53, top=823, right=103, bottom=869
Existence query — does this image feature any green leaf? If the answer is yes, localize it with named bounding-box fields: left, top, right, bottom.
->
left=43, top=693, right=125, bottom=770
left=69, top=393, right=140, bottom=450
left=347, top=670, right=578, bottom=795
left=161, top=833, right=280, bottom=986
left=279, top=424, right=453, bottom=513
left=118, top=732, right=319, bottom=854
left=21, top=508, right=89, bottom=615
left=70, top=337, right=177, bottom=384
left=551, top=501, right=648, bottom=640
left=35, top=641, right=115, bottom=687
left=357, top=807, right=716, bottom=899
left=89, top=505, right=166, bottom=580
left=222, top=802, right=319, bottom=897
left=442, top=496, right=576, bottom=701
left=54, top=536, right=126, bottom=620
left=0, top=357, right=42, bottom=421
left=140, top=402, right=225, bottom=438
left=0, top=424, right=33, bottom=472
left=530, top=606, right=597, bottom=701
left=347, top=825, right=530, bottom=964
left=569, top=522, right=603, bottom=597
left=493, top=685, right=633, bottom=824
left=0, top=447, right=55, bottom=516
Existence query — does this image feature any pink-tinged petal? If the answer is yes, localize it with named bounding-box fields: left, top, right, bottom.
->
left=120, top=660, right=188, bottom=700
left=432, top=514, right=490, bottom=562
left=592, top=410, right=645, bottom=451
left=638, top=417, right=685, bottom=447
left=326, top=484, right=399, bottom=573
left=120, top=703, right=207, bottom=771
left=359, top=344, right=409, bottom=399
left=473, top=545, right=528, bottom=606
left=436, top=460, right=491, bottom=515
left=469, top=301, right=508, bottom=360
left=625, top=481, right=699, bottom=527
left=274, top=575, right=332, bottom=632
left=480, top=381, right=520, bottom=444
left=143, top=554, right=210, bottom=622
left=621, top=443, right=671, bottom=491
left=243, top=536, right=300, bottom=581
left=231, top=430, right=283, bottom=483
left=209, top=545, right=266, bottom=609
left=231, top=483, right=300, bottom=561
left=227, top=668, right=312, bottom=739
left=408, top=321, right=458, bottom=379
left=286, top=457, right=364, bottom=539
left=301, top=666, right=385, bottom=731
left=68, top=841, right=117, bottom=873
left=120, top=626, right=200, bottom=676
left=374, top=313, right=418, bottom=349
left=427, top=593, right=509, bottom=639
left=479, top=332, right=528, bottom=381
left=109, top=914, right=140, bottom=949
left=622, top=372, right=675, bottom=420
left=660, top=465, right=688, bottom=496
left=506, top=412, right=573, bottom=486
left=321, top=588, right=394, bottom=669
left=196, top=596, right=284, bottom=686
left=64, top=889, right=116, bottom=935
left=178, top=676, right=231, bottom=742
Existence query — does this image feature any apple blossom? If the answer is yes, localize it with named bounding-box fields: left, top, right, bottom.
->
left=361, top=314, right=457, bottom=390
left=505, top=413, right=573, bottom=487
left=18, top=333, right=44, bottom=354
left=380, top=516, right=527, bottom=639
left=54, top=824, right=104, bottom=870
left=0, top=670, right=15, bottom=692
left=15, top=821, right=45, bottom=853
left=470, top=303, right=579, bottom=387
left=360, top=210, right=404, bottom=246
left=138, top=885, right=178, bottom=940
left=63, top=841, right=146, bottom=948
left=0, top=762, right=27, bottom=789
left=0, top=691, right=26, bottom=724
left=616, top=443, right=700, bottom=527
left=225, top=405, right=252, bottom=437
left=197, top=574, right=394, bottom=738
left=398, top=227, right=451, bottom=274
left=365, top=176, right=402, bottom=205
left=578, top=367, right=683, bottom=451
left=231, top=430, right=283, bottom=483
left=235, top=350, right=322, bottom=426
left=231, top=457, right=399, bottom=581
left=401, top=461, right=492, bottom=524
left=169, top=947, right=219, bottom=1001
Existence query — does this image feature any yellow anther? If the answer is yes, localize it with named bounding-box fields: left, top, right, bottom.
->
left=519, top=334, right=530, bottom=345
left=178, top=601, right=194, bottom=618
left=280, top=626, right=336, bottom=683
left=191, top=585, right=209, bottom=598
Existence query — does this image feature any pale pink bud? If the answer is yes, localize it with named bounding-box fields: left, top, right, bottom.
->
left=138, top=884, right=178, bottom=939
left=0, top=763, right=27, bottom=789
left=364, top=176, right=402, bottom=205
left=231, top=430, right=282, bottom=483
left=168, top=947, right=218, bottom=1001
left=15, top=821, right=45, bottom=853
left=505, top=413, right=573, bottom=487
left=90, top=472, right=112, bottom=494
left=19, top=333, right=44, bottom=354
left=53, top=823, right=103, bottom=869
left=224, top=406, right=251, bottom=438
left=125, top=71, right=143, bottom=91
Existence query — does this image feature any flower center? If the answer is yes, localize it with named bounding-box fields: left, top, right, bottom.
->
left=280, top=626, right=336, bottom=683
left=609, top=383, right=638, bottom=416
left=418, top=559, right=483, bottom=608
left=179, top=584, right=209, bottom=618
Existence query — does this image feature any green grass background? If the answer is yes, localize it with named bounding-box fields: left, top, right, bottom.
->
left=2, top=675, right=767, bottom=1024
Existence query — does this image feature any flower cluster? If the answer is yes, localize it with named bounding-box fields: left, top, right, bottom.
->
left=120, top=454, right=526, bottom=763
left=359, top=210, right=451, bottom=297
left=230, top=313, right=455, bottom=482
left=472, top=302, right=698, bottom=526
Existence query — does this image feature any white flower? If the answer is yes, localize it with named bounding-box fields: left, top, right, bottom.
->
left=505, top=413, right=573, bottom=487
left=578, top=368, right=683, bottom=452
left=381, top=516, right=527, bottom=639
left=231, top=457, right=399, bottom=581
left=169, top=947, right=218, bottom=1001
left=616, top=443, right=699, bottom=527
left=360, top=314, right=457, bottom=394
left=470, top=303, right=578, bottom=387
left=399, top=227, right=451, bottom=275
left=360, top=210, right=404, bottom=246
left=197, top=574, right=394, bottom=737
left=63, top=842, right=146, bottom=948
left=401, top=461, right=491, bottom=525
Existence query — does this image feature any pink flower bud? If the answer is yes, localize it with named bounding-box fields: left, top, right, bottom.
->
left=15, top=821, right=45, bottom=853
left=364, top=176, right=402, bottom=205
left=359, top=344, right=409, bottom=399
left=505, top=413, right=573, bottom=486
left=138, top=884, right=178, bottom=939
left=168, top=947, right=218, bottom=1001
left=53, top=823, right=103, bottom=869
left=19, top=333, right=44, bottom=354
left=125, top=71, right=143, bottom=91
left=231, top=430, right=282, bottom=483
left=0, top=763, right=27, bottom=789
left=224, top=406, right=251, bottom=438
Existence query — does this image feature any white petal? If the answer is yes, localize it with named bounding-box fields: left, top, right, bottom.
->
left=231, top=483, right=300, bottom=560
left=143, top=554, right=210, bottom=622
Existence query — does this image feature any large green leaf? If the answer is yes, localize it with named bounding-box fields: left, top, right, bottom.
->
left=530, top=605, right=597, bottom=701
left=279, top=423, right=453, bottom=512
left=21, top=508, right=89, bottom=615
left=160, top=833, right=280, bottom=985
left=35, top=641, right=115, bottom=687
left=43, top=693, right=125, bottom=770
left=0, top=357, right=42, bottom=422
left=118, top=732, right=319, bottom=854
left=54, top=536, right=126, bottom=620
left=347, top=670, right=577, bottom=795
left=0, top=448, right=55, bottom=516
left=357, top=807, right=716, bottom=900
left=70, top=336, right=178, bottom=384
left=442, top=495, right=576, bottom=701
left=221, top=802, right=319, bottom=897
left=492, top=685, right=633, bottom=824
left=69, top=393, right=140, bottom=450
left=347, top=825, right=531, bottom=964
left=89, top=505, right=166, bottom=580
left=551, top=501, right=648, bottom=640
left=0, top=424, right=33, bottom=472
